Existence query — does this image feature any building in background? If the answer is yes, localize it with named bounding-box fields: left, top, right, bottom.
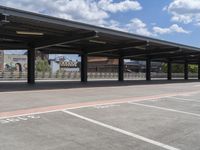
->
left=49, top=55, right=80, bottom=73
left=0, top=50, right=162, bottom=73
left=125, top=61, right=162, bottom=73
left=4, top=54, right=27, bottom=72
left=88, top=57, right=162, bottom=73
left=1, top=50, right=50, bottom=72
left=88, top=57, right=118, bottom=72
left=49, top=56, right=162, bottom=73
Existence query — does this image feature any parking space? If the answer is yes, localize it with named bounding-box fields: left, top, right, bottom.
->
left=136, top=96, right=200, bottom=115
left=0, top=112, right=165, bottom=150
left=68, top=101, right=200, bottom=150
left=0, top=81, right=200, bottom=150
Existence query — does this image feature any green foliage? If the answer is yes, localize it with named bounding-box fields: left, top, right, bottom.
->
left=161, top=63, right=198, bottom=73
left=36, top=57, right=51, bottom=72
left=161, top=63, right=168, bottom=73
left=188, top=64, right=198, bottom=73
left=172, top=64, right=184, bottom=73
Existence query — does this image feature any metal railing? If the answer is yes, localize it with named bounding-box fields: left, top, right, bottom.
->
left=0, top=71, right=198, bottom=80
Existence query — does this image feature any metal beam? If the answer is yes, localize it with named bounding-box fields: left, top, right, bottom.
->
left=124, top=48, right=180, bottom=58
left=39, top=46, right=82, bottom=54
left=27, top=46, right=35, bottom=84
left=165, top=53, right=200, bottom=61
left=0, top=42, right=27, bottom=49
left=88, top=53, right=119, bottom=58
left=40, top=49, right=81, bottom=54
left=0, top=13, right=9, bottom=25
left=149, top=51, right=199, bottom=60
left=0, top=33, right=30, bottom=42
left=87, top=41, right=147, bottom=54
left=40, top=51, right=81, bottom=54
left=35, top=31, right=97, bottom=50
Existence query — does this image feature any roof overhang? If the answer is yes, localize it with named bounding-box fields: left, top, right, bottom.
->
left=1, top=5, right=200, bottom=63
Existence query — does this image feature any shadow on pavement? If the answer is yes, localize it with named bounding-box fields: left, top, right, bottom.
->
left=0, top=79, right=199, bottom=92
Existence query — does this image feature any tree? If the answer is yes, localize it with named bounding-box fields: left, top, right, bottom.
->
left=161, top=63, right=198, bottom=73
left=36, top=57, right=51, bottom=72
left=188, top=64, right=198, bottom=73
left=161, top=63, right=167, bottom=73
left=172, top=64, right=184, bottom=73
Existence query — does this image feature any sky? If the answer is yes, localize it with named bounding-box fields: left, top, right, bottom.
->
left=1, top=0, right=200, bottom=56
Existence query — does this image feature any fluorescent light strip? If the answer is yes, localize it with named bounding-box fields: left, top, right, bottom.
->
left=89, top=40, right=106, bottom=44
left=16, top=31, right=44, bottom=36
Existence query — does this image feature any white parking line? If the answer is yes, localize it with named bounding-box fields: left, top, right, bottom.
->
left=129, top=102, right=200, bottom=118
left=172, top=97, right=200, bottom=103
left=0, top=115, right=40, bottom=124
left=63, top=110, right=180, bottom=150
left=0, top=109, right=61, bottom=120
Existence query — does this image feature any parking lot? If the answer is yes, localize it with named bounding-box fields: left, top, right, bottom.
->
left=0, top=81, right=200, bottom=150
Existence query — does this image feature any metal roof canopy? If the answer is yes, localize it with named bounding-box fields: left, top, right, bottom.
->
left=1, top=5, right=200, bottom=64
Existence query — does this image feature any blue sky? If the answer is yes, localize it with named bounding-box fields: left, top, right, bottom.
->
left=1, top=0, right=200, bottom=55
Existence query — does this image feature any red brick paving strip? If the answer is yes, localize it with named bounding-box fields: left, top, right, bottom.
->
left=0, top=90, right=199, bottom=119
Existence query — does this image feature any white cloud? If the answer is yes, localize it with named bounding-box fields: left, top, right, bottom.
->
left=164, top=0, right=200, bottom=25
left=0, top=0, right=108, bottom=25
left=106, top=18, right=189, bottom=37
left=0, top=1, right=190, bottom=38
left=98, top=0, right=142, bottom=13
left=101, top=18, right=153, bottom=36
left=105, top=20, right=125, bottom=31
left=0, top=0, right=141, bottom=26
left=126, top=18, right=153, bottom=36
left=153, top=24, right=190, bottom=35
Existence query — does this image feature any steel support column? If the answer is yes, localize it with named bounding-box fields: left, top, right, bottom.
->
left=27, top=47, right=35, bottom=84
left=198, top=62, right=200, bottom=80
left=81, top=53, right=88, bottom=82
left=184, top=61, right=188, bottom=80
left=118, top=57, right=124, bottom=81
left=167, top=61, right=172, bottom=80
left=146, top=58, right=151, bottom=81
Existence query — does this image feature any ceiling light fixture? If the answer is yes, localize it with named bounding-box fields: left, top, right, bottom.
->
left=89, top=40, right=106, bottom=44
left=169, top=51, right=176, bottom=54
left=16, top=31, right=44, bottom=36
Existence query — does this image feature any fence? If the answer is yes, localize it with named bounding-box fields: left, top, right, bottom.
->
left=0, top=71, right=198, bottom=80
